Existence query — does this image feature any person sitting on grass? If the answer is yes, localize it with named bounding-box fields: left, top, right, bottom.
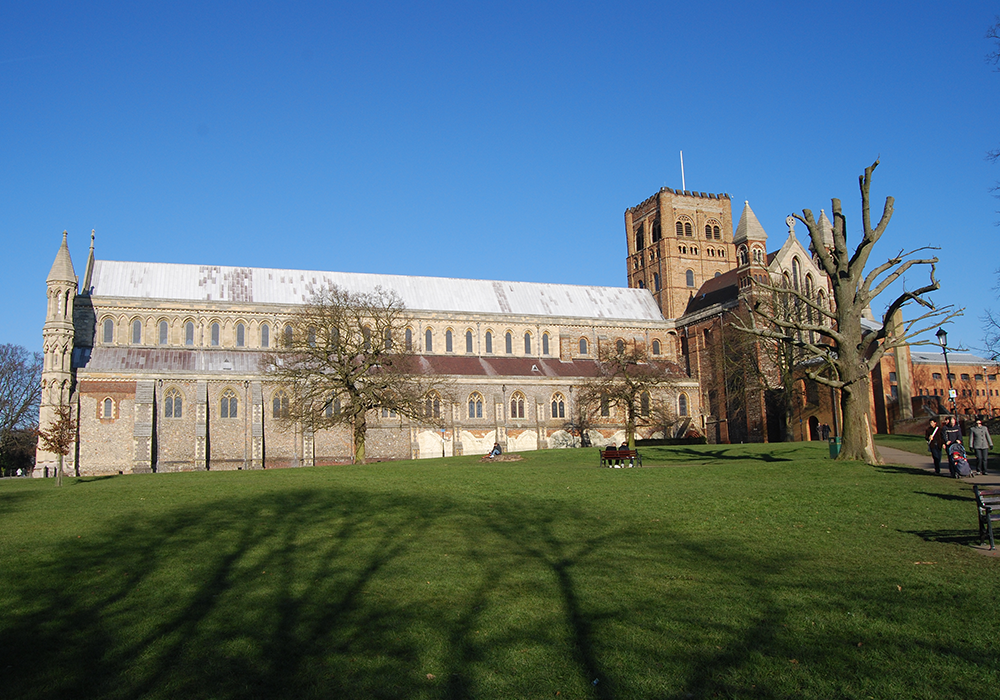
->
left=488, top=442, right=502, bottom=459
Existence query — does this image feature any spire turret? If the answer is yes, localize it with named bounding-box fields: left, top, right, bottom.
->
left=732, top=201, right=767, bottom=245
left=46, top=231, right=77, bottom=286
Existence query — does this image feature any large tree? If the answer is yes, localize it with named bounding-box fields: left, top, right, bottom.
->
left=577, top=342, right=681, bottom=448
left=261, top=284, right=448, bottom=464
left=736, top=160, right=955, bottom=464
left=0, top=344, right=43, bottom=473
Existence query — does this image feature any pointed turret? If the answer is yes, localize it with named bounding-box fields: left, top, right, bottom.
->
left=47, top=231, right=77, bottom=285
left=82, top=230, right=96, bottom=294
left=732, top=201, right=767, bottom=246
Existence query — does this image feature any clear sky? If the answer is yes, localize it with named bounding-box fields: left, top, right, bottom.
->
left=3, top=1, right=998, bottom=357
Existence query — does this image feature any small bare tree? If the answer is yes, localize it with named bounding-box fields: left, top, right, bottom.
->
left=577, top=342, right=680, bottom=448
left=261, top=284, right=449, bottom=464
left=736, top=160, right=957, bottom=464
left=37, top=404, right=76, bottom=486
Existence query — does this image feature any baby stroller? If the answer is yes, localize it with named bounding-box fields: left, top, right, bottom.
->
left=948, top=443, right=973, bottom=478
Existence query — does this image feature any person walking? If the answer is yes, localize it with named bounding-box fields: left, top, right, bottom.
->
left=925, top=418, right=944, bottom=474
left=942, top=416, right=963, bottom=478
left=968, top=418, right=993, bottom=475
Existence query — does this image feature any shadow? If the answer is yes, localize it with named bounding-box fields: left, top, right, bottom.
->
left=645, top=446, right=795, bottom=465
left=1, top=471, right=998, bottom=699
left=72, top=475, right=119, bottom=484
left=903, top=528, right=981, bottom=546
left=913, top=491, right=974, bottom=503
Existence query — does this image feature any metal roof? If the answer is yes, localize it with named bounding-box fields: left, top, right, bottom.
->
left=911, top=350, right=994, bottom=365
left=88, top=260, right=666, bottom=322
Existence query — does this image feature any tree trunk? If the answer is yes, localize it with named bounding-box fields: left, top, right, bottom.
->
left=353, top=413, right=367, bottom=464
left=56, top=453, right=63, bottom=487
left=838, top=379, right=882, bottom=464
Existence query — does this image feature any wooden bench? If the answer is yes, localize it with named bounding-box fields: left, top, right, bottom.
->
left=974, top=485, right=1000, bottom=550
left=599, top=448, right=641, bottom=468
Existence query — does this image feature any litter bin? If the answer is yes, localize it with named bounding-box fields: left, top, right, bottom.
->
left=829, top=437, right=841, bottom=458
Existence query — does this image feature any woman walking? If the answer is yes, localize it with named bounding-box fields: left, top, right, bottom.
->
left=968, top=418, right=993, bottom=475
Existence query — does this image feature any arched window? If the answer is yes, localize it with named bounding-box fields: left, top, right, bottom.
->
left=542, top=333, right=550, bottom=356
left=425, top=393, right=441, bottom=419
left=686, top=270, right=695, bottom=287
left=675, top=221, right=684, bottom=237
left=510, top=392, right=526, bottom=419
left=678, top=393, right=688, bottom=417
left=405, top=328, right=413, bottom=351
left=737, top=245, right=749, bottom=266
left=551, top=393, right=566, bottom=419
left=640, top=391, right=651, bottom=417
left=485, top=331, right=493, bottom=354
left=132, top=319, right=142, bottom=345
left=579, top=338, right=588, bottom=355
left=468, top=392, right=484, bottom=419
left=284, top=325, right=293, bottom=347
left=236, top=323, right=245, bottom=347
left=210, top=322, right=220, bottom=347
left=185, top=321, right=195, bottom=346
left=103, top=397, right=114, bottom=419
left=384, top=328, right=392, bottom=351
left=616, top=339, right=625, bottom=354
left=652, top=220, right=661, bottom=242
left=505, top=332, right=513, bottom=354
left=103, top=318, right=115, bottom=344
left=164, top=388, right=182, bottom=418
left=261, top=323, right=270, bottom=348
left=600, top=394, right=610, bottom=417
left=635, top=228, right=645, bottom=251
left=425, top=329, right=433, bottom=352
left=713, top=225, right=721, bottom=239
left=466, top=330, right=473, bottom=353
left=325, top=396, right=341, bottom=417
left=705, top=224, right=712, bottom=238
left=221, top=389, right=237, bottom=419
left=653, top=273, right=661, bottom=291
left=158, top=321, right=168, bottom=345
left=272, top=390, right=289, bottom=418
left=524, top=332, right=531, bottom=354
left=753, top=247, right=764, bottom=264
left=684, top=222, right=692, bottom=237
left=792, top=257, right=801, bottom=290
left=652, top=339, right=661, bottom=355
left=446, top=329, right=453, bottom=353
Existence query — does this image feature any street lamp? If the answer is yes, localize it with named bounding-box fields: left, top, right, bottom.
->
left=986, top=365, right=993, bottom=418
left=936, top=328, right=957, bottom=415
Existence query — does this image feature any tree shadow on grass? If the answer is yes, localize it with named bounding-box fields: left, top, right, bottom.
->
left=2, top=478, right=998, bottom=700
left=643, top=446, right=794, bottom=465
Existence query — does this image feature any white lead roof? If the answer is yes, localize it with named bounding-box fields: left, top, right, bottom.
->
left=88, top=260, right=667, bottom=322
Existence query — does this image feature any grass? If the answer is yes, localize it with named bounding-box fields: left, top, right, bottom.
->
left=1, top=443, right=997, bottom=699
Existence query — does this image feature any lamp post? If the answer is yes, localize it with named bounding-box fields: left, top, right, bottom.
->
left=936, top=328, right=956, bottom=415
left=985, top=366, right=993, bottom=418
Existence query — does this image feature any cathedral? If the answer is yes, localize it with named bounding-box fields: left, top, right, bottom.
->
left=35, top=232, right=698, bottom=476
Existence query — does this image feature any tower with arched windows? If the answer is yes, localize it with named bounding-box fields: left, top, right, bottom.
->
left=36, top=231, right=80, bottom=476
left=624, top=187, right=735, bottom=320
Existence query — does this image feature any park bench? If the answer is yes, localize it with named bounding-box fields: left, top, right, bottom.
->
left=974, top=485, right=1000, bottom=550
left=599, top=448, right=642, bottom=468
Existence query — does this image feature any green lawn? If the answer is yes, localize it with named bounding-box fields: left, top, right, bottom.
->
left=1, top=444, right=997, bottom=699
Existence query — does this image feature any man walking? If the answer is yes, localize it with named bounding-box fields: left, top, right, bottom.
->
left=968, top=418, right=993, bottom=475
left=925, top=418, right=944, bottom=474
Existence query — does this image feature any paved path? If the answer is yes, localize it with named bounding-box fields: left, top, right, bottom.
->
left=879, top=445, right=1000, bottom=485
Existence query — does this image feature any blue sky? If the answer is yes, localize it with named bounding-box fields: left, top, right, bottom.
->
left=3, top=1, right=998, bottom=356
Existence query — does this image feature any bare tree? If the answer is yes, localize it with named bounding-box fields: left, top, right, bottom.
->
left=736, top=160, right=956, bottom=464
left=0, top=345, right=43, bottom=473
left=577, top=342, right=680, bottom=448
left=261, top=284, right=449, bottom=464
left=37, top=404, right=76, bottom=486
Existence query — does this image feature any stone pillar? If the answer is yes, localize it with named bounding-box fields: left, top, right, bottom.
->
left=194, top=381, right=208, bottom=470
left=302, top=424, right=315, bottom=467
left=250, top=382, right=264, bottom=468
left=132, top=380, right=154, bottom=473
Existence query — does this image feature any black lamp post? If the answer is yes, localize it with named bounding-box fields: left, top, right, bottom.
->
left=936, top=328, right=957, bottom=414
